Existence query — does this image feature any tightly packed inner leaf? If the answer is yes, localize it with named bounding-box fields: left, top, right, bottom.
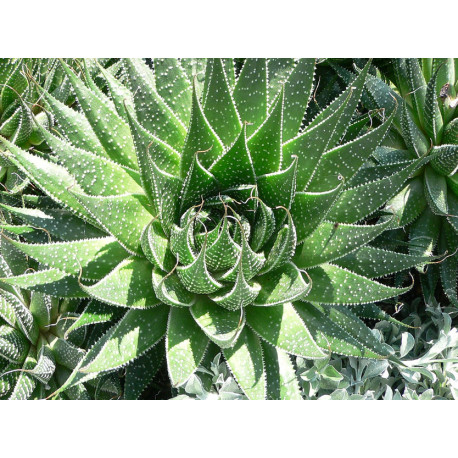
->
left=0, top=58, right=430, bottom=400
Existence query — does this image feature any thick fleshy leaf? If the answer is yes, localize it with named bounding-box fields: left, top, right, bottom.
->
left=282, top=93, right=350, bottom=191
left=7, top=349, right=37, bottom=400
left=260, top=210, right=296, bottom=274
left=80, top=305, right=169, bottom=374
left=334, top=245, right=433, bottom=279
left=210, top=125, right=255, bottom=189
left=0, top=138, right=94, bottom=221
left=223, top=327, right=266, bottom=400
left=141, top=220, right=175, bottom=271
left=328, top=155, right=431, bottom=223
left=72, top=192, right=153, bottom=255
left=124, top=342, right=165, bottom=400
left=0, top=289, right=39, bottom=343
left=82, top=257, right=158, bottom=308
left=152, top=267, right=196, bottom=308
left=439, top=223, right=458, bottom=307
left=430, top=145, right=458, bottom=177
left=153, top=58, right=192, bottom=125
left=250, top=199, right=276, bottom=252
left=294, top=302, right=390, bottom=358
left=255, top=262, right=310, bottom=306
left=424, top=166, right=448, bottom=215
left=61, top=61, right=138, bottom=169
left=121, top=59, right=187, bottom=150
left=166, top=307, right=208, bottom=387
left=180, top=85, right=223, bottom=176
left=203, top=58, right=241, bottom=146
left=3, top=236, right=128, bottom=281
left=0, top=203, right=105, bottom=241
left=233, top=59, right=267, bottom=135
left=424, top=67, right=443, bottom=143
left=180, top=153, right=219, bottom=212
left=294, top=219, right=391, bottom=269
left=64, top=300, right=123, bottom=338
left=0, top=268, right=87, bottom=298
left=190, top=297, right=245, bottom=348
left=409, top=207, right=441, bottom=267
left=282, top=58, right=315, bottom=141
left=0, top=324, right=29, bottom=364
left=400, top=102, right=429, bottom=157
left=307, top=111, right=394, bottom=192
left=247, top=90, right=283, bottom=175
left=306, top=263, right=411, bottom=305
left=246, top=302, right=325, bottom=358
left=291, top=185, right=342, bottom=243
left=261, top=342, right=302, bottom=400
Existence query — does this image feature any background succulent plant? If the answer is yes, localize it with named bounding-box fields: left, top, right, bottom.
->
left=331, top=58, right=457, bottom=308
left=0, top=58, right=441, bottom=399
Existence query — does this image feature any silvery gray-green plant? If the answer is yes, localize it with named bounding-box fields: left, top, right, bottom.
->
left=0, top=58, right=437, bottom=400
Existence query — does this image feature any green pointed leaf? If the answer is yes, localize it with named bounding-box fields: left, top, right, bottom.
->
left=0, top=203, right=105, bottom=241
left=291, top=185, right=342, bottom=243
left=190, top=297, right=245, bottom=348
left=328, top=155, right=431, bottom=223
left=152, top=267, right=195, bottom=308
left=260, top=209, right=296, bottom=274
left=401, top=102, right=429, bottom=157
left=167, top=307, right=208, bottom=387
left=282, top=93, right=350, bottom=191
left=122, top=59, right=187, bottom=150
left=80, top=305, right=168, bottom=374
left=409, top=207, right=441, bottom=266
left=177, top=239, right=223, bottom=294
left=29, top=292, right=53, bottom=328
left=440, top=223, right=458, bottom=306
left=0, top=289, right=38, bottom=343
left=307, top=111, right=394, bottom=192
left=424, top=165, right=448, bottom=215
left=64, top=300, right=123, bottom=338
left=0, top=268, right=87, bottom=298
left=3, top=236, right=128, bottom=281
left=246, top=302, right=325, bottom=358
left=153, top=58, right=192, bottom=125
left=141, top=220, right=175, bottom=271
left=40, top=89, right=107, bottom=158
left=306, top=263, right=411, bottom=305
left=281, top=58, right=315, bottom=141
left=203, top=58, right=241, bottom=146
left=261, top=342, right=302, bottom=400
left=210, top=125, right=255, bottom=188
left=255, top=262, right=310, bottom=306
left=384, top=177, right=426, bottom=229
left=60, top=61, right=138, bottom=169
left=0, top=324, right=29, bottom=363
left=82, top=257, right=158, bottom=308
left=334, top=245, right=434, bottom=279
left=250, top=199, right=276, bottom=252
left=124, top=342, right=165, bottom=400
left=294, top=302, right=389, bottom=358
left=38, top=127, right=143, bottom=196
left=430, top=145, right=458, bottom=177
left=424, top=67, right=444, bottom=143
left=233, top=59, right=267, bottom=135
left=223, top=326, right=266, bottom=400
left=247, top=89, right=283, bottom=175
left=180, top=153, right=219, bottom=212
left=181, top=84, right=224, bottom=176
left=0, top=138, right=94, bottom=221
left=351, top=303, right=412, bottom=328
left=72, top=192, right=153, bottom=255
left=294, top=219, right=392, bottom=269
left=8, top=348, right=37, bottom=400
left=267, top=58, right=295, bottom=104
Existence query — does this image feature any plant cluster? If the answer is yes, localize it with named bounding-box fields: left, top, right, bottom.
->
left=0, top=58, right=456, bottom=400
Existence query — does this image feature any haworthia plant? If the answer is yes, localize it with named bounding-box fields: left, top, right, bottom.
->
left=0, top=58, right=431, bottom=400
left=331, top=58, right=457, bottom=306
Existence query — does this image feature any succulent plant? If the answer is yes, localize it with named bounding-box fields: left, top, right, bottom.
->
left=332, top=58, right=457, bottom=307
left=0, top=58, right=437, bottom=400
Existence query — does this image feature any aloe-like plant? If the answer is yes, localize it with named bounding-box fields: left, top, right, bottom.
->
left=332, top=58, right=457, bottom=307
left=0, top=58, right=438, bottom=400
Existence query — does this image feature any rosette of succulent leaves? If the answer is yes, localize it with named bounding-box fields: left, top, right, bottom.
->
left=0, top=58, right=119, bottom=195
left=0, top=58, right=439, bottom=400
left=0, top=235, right=121, bottom=399
left=330, top=58, right=458, bottom=307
